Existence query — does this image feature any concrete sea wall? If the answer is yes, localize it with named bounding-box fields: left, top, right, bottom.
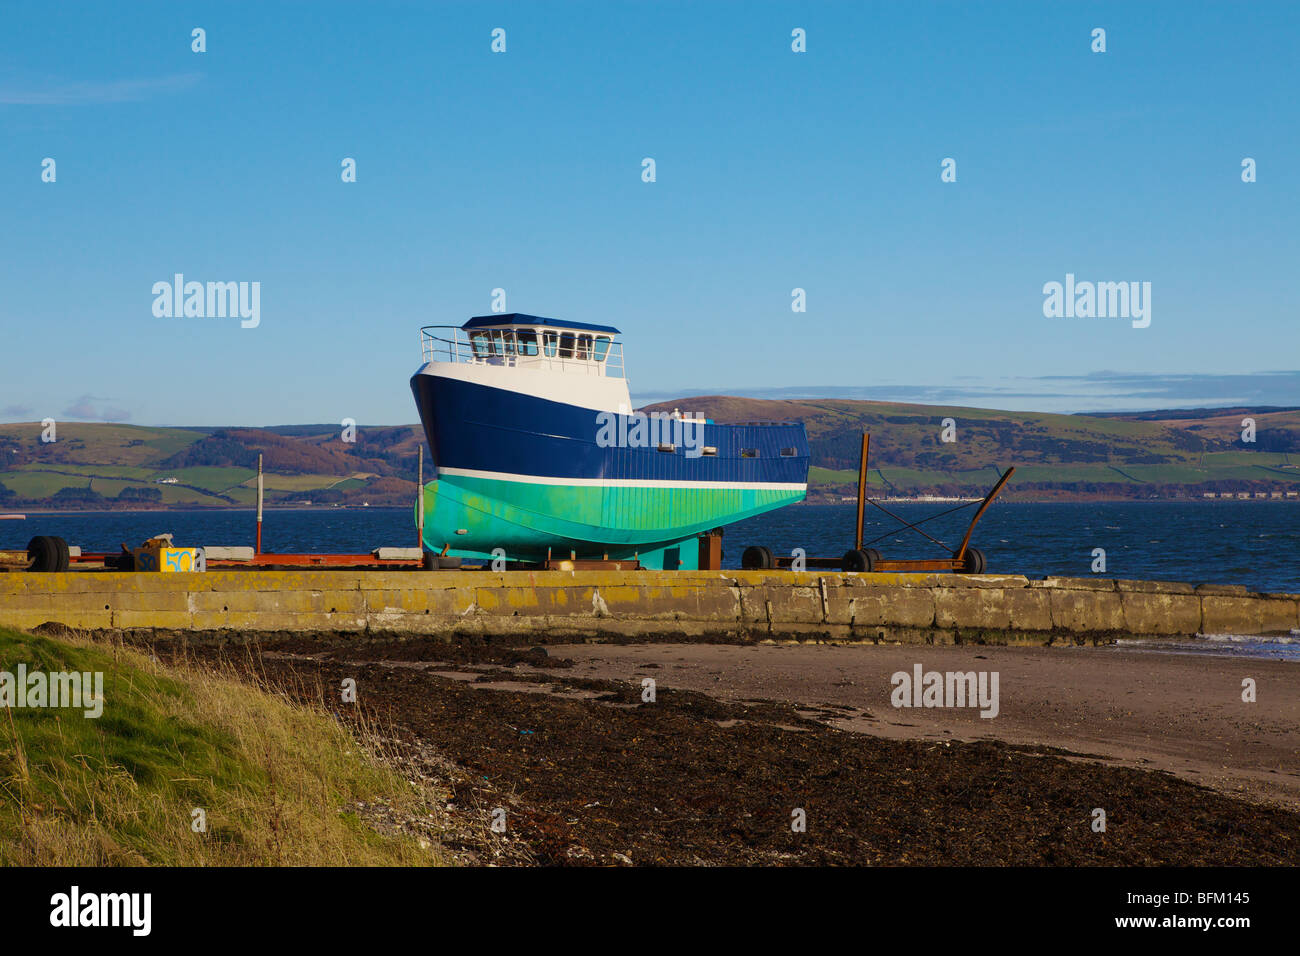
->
left=1, top=570, right=1297, bottom=645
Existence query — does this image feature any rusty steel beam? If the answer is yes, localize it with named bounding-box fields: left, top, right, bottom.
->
left=872, top=559, right=962, bottom=572
left=953, top=466, right=1016, bottom=562
left=855, top=432, right=869, bottom=551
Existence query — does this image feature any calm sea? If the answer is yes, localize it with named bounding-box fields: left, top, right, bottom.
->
left=727, top=500, right=1300, bottom=595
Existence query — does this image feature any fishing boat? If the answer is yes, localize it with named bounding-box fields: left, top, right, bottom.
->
left=410, top=314, right=809, bottom=569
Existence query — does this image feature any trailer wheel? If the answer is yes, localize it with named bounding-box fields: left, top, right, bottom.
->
left=959, top=547, right=986, bottom=574
left=27, top=535, right=69, bottom=572
left=741, top=545, right=775, bottom=570
left=436, top=556, right=462, bottom=569
left=842, top=548, right=878, bottom=573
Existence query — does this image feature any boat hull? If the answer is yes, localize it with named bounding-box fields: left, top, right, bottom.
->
left=410, top=368, right=809, bottom=568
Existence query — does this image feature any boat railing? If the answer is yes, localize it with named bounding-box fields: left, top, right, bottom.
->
left=420, top=326, right=625, bottom=378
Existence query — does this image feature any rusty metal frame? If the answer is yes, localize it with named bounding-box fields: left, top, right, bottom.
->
left=952, top=466, right=1016, bottom=564
left=853, top=431, right=1014, bottom=572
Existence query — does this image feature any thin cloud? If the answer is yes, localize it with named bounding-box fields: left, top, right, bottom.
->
left=1, top=404, right=33, bottom=419
left=62, top=395, right=131, bottom=422
left=0, top=73, right=200, bottom=105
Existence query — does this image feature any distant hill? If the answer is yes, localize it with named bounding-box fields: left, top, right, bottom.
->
left=640, top=397, right=1300, bottom=500
left=2, top=400, right=1298, bottom=508
left=0, top=423, right=424, bottom=509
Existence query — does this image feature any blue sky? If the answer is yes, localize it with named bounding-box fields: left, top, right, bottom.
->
left=2, top=0, right=1297, bottom=425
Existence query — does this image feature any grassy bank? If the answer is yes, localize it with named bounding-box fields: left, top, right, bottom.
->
left=0, top=626, right=441, bottom=865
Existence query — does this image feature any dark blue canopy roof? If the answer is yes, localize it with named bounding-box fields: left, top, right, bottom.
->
left=462, top=313, right=620, bottom=335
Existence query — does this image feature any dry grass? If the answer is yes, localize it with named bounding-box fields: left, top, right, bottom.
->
left=0, top=626, right=446, bottom=866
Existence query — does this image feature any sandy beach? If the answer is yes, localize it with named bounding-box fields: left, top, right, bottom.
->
left=533, top=642, right=1300, bottom=811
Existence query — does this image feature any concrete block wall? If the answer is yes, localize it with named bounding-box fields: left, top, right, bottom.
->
left=0, top=569, right=1296, bottom=645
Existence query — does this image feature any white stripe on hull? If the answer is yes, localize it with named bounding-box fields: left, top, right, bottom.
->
left=438, top=466, right=806, bottom=492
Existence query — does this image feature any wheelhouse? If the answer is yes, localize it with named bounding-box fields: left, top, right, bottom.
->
left=420, top=314, right=624, bottom=377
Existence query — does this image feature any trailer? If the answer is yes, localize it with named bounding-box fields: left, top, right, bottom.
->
left=741, top=432, right=1015, bottom=574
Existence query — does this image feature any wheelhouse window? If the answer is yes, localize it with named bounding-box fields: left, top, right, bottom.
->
left=515, top=330, right=539, bottom=356
left=469, top=331, right=498, bottom=358
left=470, top=326, right=617, bottom=366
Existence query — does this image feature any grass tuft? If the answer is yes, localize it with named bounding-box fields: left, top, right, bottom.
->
left=0, top=627, right=443, bottom=866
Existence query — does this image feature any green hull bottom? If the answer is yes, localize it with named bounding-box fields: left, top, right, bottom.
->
left=418, top=474, right=805, bottom=570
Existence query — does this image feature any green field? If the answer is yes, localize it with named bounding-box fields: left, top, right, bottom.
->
left=0, top=423, right=204, bottom=467
left=12, top=463, right=157, bottom=480
left=0, top=471, right=233, bottom=504
left=160, top=466, right=258, bottom=491
left=242, top=473, right=354, bottom=492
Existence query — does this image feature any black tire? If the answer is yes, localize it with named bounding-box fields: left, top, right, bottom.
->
left=842, top=548, right=878, bottom=573
left=959, top=547, right=986, bottom=574
left=436, top=556, right=462, bottom=570
left=741, top=545, right=775, bottom=570
left=104, top=545, right=135, bottom=571
left=26, top=535, right=68, bottom=572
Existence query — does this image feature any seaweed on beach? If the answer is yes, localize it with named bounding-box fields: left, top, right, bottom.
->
left=163, top=641, right=1300, bottom=867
